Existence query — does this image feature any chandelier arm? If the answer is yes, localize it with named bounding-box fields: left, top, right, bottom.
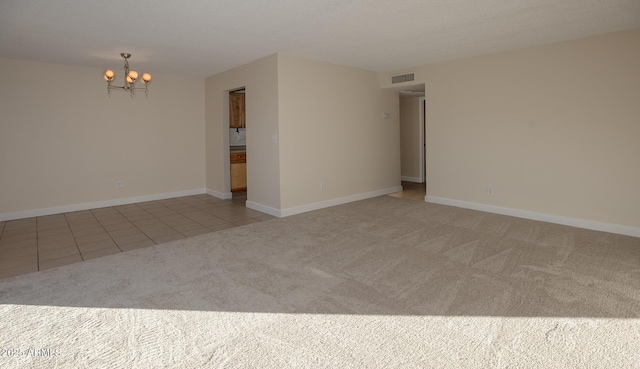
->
left=108, top=85, right=147, bottom=90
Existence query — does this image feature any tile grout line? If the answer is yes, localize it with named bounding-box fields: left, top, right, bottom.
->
left=174, top=198, right=227, bottom=234
left=112, top=204, right=161, bottom=247
left=63, top=212, right=85, bottom=263
left=181, top=195, right=254, bottom=225
left=91, top=207, right=132, bottom=254
left=150, top=200, right=224, bottom=238
left=169, top=198, right=245, bottom=234
left=77, top=208, right=122, bottom=258
left=147, top=198, right=228, bottom=238
left=141, top=202, right=192, bottom=239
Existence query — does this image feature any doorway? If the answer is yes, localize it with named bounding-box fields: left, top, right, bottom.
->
left=395, top=84, right=426, bottom=200
left=226, top=87, right=247, bottom=202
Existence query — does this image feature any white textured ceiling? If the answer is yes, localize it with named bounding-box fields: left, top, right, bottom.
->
left=1, top=0, right=639, bottom=77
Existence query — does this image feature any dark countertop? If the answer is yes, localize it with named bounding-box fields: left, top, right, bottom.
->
left=230, top=146, right=246, bottom=153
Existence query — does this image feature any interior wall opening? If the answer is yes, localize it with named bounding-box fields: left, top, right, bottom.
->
left=394, top=83, right=426, bottom=200
left=226, top=87, right=247, bottom=203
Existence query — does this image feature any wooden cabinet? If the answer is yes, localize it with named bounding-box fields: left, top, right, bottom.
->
left=229, top=92, right=245, bottom=128
left=230, top=152, right=247, bottom=192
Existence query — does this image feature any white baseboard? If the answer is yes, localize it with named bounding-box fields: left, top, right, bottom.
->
left=425, top=195, right=640, bottom=238
left=206, top=188, right=232, bottom=200
left=246, top=201, right=281, bottom=218
left=280, top=186, right=403, bottom=218
left=0, top=188, right=207, bottom=222
left=401, top=176, right=422, bottom=183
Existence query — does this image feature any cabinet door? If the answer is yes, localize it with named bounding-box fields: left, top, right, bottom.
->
left=230, top=163, right=247, bottom=192
left=229, top=92, right=245, bottom=128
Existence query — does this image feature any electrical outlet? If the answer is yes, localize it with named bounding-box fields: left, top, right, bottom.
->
left=116, top=181, right=124, bottom=189
left=487, top=186, right=493, bottom=195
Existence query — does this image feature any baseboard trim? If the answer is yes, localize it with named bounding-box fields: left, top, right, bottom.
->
left=280, top=186, right=403, bottom=218
left=245, top=201, right=281, bottom=217
left=401, top=176, right=422, bottom=183
left=0, top=188, right=207, bottom=222
left=206, top=188, right=232, bottom=200
left=425, top=195, right=640, bottom=238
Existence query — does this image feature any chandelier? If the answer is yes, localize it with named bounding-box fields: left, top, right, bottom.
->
left=103, top=53, right=152, bottom=97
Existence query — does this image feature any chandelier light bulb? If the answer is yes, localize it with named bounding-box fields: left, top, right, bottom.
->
left=128, top=70, right=139, bottom=81
left=104, top=69, right=115, bottom=81
left=141, top=73, right=152, bottom=83
left=126, top=75, right=134, bottom=84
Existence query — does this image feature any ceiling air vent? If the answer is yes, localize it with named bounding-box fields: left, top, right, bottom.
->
left=391, top=73, right=414, bottom=84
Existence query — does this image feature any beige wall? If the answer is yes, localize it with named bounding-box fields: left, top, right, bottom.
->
left=399, top=96, right=422, bottom=181
left=9, top=28, right=635, bottom=229
left=205, top=54, right=281, bottom=209
left=277, top=54, right=400, bottom=209
left=383, top=28, right=640, bottom=229
left=0, top=58, right=205, bottom=216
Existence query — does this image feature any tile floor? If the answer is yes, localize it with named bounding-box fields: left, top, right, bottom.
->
left=388, top=181, right=426, bottom=201
left=0, top=192, right=274, bottom=280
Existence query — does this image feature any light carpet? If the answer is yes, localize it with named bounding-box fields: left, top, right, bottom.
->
left=1, top=196, right=639, bottom=368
